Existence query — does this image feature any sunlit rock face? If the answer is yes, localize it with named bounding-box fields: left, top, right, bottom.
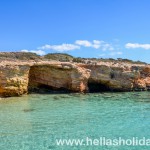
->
left=78, top=64, right=150, bottom=92
left=28, top=63, right=90, bottom=93
left=0, top=60, right=150, bottom=97
left=0, top=64, right=30, bottom=97
left=0, top=62, right=90, bottom=97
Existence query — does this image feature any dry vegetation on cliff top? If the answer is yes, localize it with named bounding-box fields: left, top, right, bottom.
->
left=0, top=52, right=148, bottom=67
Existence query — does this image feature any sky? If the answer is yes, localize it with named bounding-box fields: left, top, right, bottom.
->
left=0, top=0, right=150, bottom=63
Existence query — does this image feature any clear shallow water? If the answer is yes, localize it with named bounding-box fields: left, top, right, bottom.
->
left=0, top=92, right=150, bottom=150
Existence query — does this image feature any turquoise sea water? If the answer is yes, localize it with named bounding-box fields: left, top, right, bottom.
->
left=0, top=92, right=150, bottom=150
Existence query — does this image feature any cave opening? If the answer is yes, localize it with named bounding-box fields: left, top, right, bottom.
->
left=88, top=81, right=110, bottom=93
left=28, top=83, right=71, bottom=94
left=28, top=66, right=71, bottom=94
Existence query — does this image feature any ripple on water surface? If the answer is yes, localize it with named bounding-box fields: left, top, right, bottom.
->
left=0, top=92, right=150, bottom=150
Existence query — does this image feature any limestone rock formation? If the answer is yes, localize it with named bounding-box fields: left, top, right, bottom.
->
left=78, top=64, right=150, bottom=91
left=28, top=63, right=90, bottom=93
left=0, top=59, right=150, bottom=97
left=0, top=64, right=30, bottom=97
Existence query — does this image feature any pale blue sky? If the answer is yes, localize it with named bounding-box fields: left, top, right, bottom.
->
left=0, top=0, right=150, bottom=62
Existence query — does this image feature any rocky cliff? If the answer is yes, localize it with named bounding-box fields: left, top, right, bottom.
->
left=28, top=63, right=90, bottom=93
left=79, top=64, right=150, bottom=92
left=0, top=63, right=30, bottom=97
left=0, top=59, right=150, bottom=97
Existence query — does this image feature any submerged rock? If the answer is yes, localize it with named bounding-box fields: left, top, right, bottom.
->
left=23, top=108, right=35, bottom=112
